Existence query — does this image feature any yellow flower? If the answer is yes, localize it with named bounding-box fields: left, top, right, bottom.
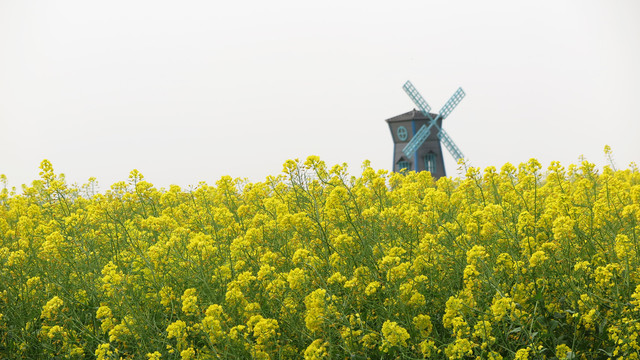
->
left=463, top=264, right=480, bottom=290
left=386, top=262, right=410, bottom=283
left=95, top=343, right=113, bottom=360
left=304, top=339, right=329, bottom=360
left=47, top=325, right=67, bottom=339
left=340, top=326, right=362, bottom=348
left=344, top=267, right=371, bottom=289
left=202, top=304, right=225, bottom=344
left=615, top=234, right=636, bottom=263
left=166, top=319, right=187, bottom=347
left=100, top=261, right=123, bottom=297
left=292, top=249, right=310, bottom=265
left=304, top=289, right=328, bottom=333
left=466, top=245, right=487, bottom=266
left=444, top=338, right=473, bottom=359
left=160, top=286, right=176, bottom=309
left=5, top=156, right=640, bottom=358
left=529, top=250, right=548, bottom=268
left=257, top=264, right=275, bottom=281
left=581, top=308, right=597, bottom=331
left=473, top=320, right=495, bottom=348
left=380, top=320, right=410, bottom=353
left=419, top=339, right=438, bottom=358
left=248, top=315, right=279, bottom=346
left=69, top=346, right=84, bottom=357
left=631, top=284, right=640, bottom=308
left=491, top=296, right=515, bottom=322
left=41, top=296, right=63, bottom=320
left=109, top=316, right=134, bottom=343
left=413, top=314, right=433, bottom=337
left=287, top=268, right=307, bottom=291
left=594, top=265, right=616, bottom=290
left=496, top=253, right=514, bottom=272
left=365, top=281, right=381, bottom=296
left=514, top=347, right=530, bottom=360
left=327, top=272, right=346, bottom=286
left=555, top=344, right=572, bottom=360
left=573, top=260, right=590, bottom=272
left=6, top=249, right=26, bottom=267
left=552, top=216, right=575, bottom=242
left=181, top=288, right=198, bottom=315
left=229, top=325, right=247, bottom=341
left=266, top=279, right=286, bottom=300
left=96, top=305, right=113, bottom=320
left=250, top=348, right=270, bottom=360
left=180, top=347, right=195, bottom=360
left=39, top=231, right=65, bottom=260
left=358, top=332, right=378, bottom=350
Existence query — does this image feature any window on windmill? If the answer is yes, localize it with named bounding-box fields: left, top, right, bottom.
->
left=424, top=153, right=436, bottom=173
left=397, top=126, right=408, bottom=141
left=398, top=160, right=411, bottom=171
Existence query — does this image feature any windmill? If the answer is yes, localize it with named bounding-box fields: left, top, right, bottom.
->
left=385, top=80, right=466, bottom=178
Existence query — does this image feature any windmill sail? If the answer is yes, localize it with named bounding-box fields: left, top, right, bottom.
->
left=402, top=81, right=434, bottom=119
left=438, top=88, right=465, bottom=119
left=437, top=129, right=464, bottom=161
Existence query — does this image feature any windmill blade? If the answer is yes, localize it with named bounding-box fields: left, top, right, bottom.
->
left=401, top=81, right=438, bottom=158
left=402, top=81, right=435, bottom=120
left=438, top=87, right=465, bottom=120
left=402, top=124, right=431, bottom=158
left=435, top=87, right=466, bottom=161
left=437, top=129, right=464, bottom=162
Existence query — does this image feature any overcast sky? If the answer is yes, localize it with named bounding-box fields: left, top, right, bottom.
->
left=1, top=1, right=639, bottom=190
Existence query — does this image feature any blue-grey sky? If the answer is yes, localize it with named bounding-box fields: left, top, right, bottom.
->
left=1, top=1, right=639, bottom=190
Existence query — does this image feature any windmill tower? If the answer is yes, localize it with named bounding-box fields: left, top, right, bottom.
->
left=386, top=81, right=466, bottom=178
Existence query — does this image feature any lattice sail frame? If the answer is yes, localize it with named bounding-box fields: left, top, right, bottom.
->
left=400, top=81, right=465, bottom=162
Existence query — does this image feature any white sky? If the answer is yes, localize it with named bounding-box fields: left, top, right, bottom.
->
left=1, top=1, right=639, bottom=190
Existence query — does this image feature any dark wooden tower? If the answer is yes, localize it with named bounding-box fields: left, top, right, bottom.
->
left=386, top=109, right=446, bottom=178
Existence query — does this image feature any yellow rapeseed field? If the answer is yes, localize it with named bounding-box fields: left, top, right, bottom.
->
left=0, top=155, right=639, bottom=359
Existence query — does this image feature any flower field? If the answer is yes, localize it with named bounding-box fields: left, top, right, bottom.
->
left=0, top=156, right=639, bottom=359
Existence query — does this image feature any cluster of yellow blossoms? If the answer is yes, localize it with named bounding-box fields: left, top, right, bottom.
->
left=0, top=156, right=639, bottom=359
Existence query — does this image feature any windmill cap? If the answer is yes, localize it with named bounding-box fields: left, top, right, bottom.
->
left=385, top=109, right=439, bottom=123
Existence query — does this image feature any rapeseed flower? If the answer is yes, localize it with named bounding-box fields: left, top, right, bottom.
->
left=380, top=320, right=410, bottom=352
left=287, top=268, right=307, bottom=291
left=365, top=281, right=381, bottom=296
left=555, top=344, right=573, bottom=359
left=147, top=351, right=162, bottom=360
left=327, top=271, right=346, bottom=285
left=444, top=338, right=473, bottom=359
left=413, top=314, right=432, bottom=337
left=304, top=339, right=329, bottom=360
left=528, top=250, right=548, bottom=268
left=248, top=315, right=279, bottom=346
left=514, top=347, right=530, bottom=360
left=181, top=288, right=198, bottom=315
left=1, top=156, right=639, bottom=358
left=167, top=320, right=188, bottom=349
left=41, top=296, right=64, bottom=320
left=491, top=296, right=515, bottom=322
left=180, top=347, right=195, bottom=360
left=304, top=289, right=328, bottom=333
left=95, top=343, right=114, bottom=360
